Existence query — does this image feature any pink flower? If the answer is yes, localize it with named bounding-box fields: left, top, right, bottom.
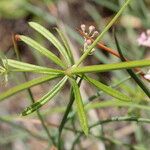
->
left=144, top=70, right=150, bottom=80
left=137, top=30, right=150, bottom=47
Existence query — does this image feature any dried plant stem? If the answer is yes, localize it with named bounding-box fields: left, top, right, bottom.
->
left=77, top=29, right=146, bottom=78
left=77, top=28, right=120, bottom=57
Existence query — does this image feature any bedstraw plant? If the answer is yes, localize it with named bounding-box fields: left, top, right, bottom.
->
left=0, top=0, right=150, bottom=148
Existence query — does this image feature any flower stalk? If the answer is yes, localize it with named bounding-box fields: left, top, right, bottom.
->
left=74, top=0, right=133, bottom=67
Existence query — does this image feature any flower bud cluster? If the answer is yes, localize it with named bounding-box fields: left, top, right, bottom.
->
left=80, top=24, right=99, bottom=54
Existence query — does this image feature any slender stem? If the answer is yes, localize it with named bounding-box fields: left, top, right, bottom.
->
left=71, top=116, right=150, bottom=149
left=90, top=116, right=150, bottom=128
left=114, top=33, right=150, bottom=98
left=74, top=0, right=132, bottom=67
left=70, top=116, right=150, bottom=150
left=58, top=77, right=83, bottom=150
left=12, top=35, right=55, bottom=145
left=58, top=88, right=75, bottom=150
left=17, top=116, right=149, bottom=133
left=71, top=133, right=82, bottom=150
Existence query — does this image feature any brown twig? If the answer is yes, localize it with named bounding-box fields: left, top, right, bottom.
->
left=77, top=28, right=147, bottom=79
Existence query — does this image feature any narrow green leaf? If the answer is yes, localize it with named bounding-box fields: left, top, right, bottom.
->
left=71, top=79, right=89, bottom=135
left=22, top=76, right=68, bottom=115
left=114, top=32, right=150, bottom=98
left=0, top=75, right=59, bottom=102
left=33, top=99, right=150, bottom=117
left=29, top=22, right=71, bottom=66
left=4, top=59, right=64, bottom=75
left=55, top=28, right=74, bottom=65
left=71, top=60, right=150, bottom=74
left=84, top=76, right=131, bottom=101
left=58, top=76, right=83, bottom=149
left=20, top=35, right=65, bottom=68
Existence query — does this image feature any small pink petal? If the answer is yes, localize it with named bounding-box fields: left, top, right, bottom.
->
left=137, top=31, right=150, bottom=47
left=140, top=32, right=147, bottom=40
left=144, top=74, right=150, bottom=80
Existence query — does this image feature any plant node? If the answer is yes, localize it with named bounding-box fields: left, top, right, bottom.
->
left=65, top=67, right=73, bottom=77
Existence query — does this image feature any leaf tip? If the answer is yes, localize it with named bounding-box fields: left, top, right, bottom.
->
left=29, top=21, right=39, bottom=28
left=21, top=108, right=30, bottom=116
left=28, top=21, right=35, bottom=26
left=22, top=102, right=42, bottom=116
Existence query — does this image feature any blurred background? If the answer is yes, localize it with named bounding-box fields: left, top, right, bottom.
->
left=0, top=0, right=150, bottom=150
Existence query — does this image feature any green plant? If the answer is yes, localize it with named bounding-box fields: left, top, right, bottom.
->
left=0, top=0, right=150, bottom=148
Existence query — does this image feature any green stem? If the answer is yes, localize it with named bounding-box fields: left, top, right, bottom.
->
left=114, top=33, right=150, bottom=98
left=90, top=116, right=150, bottom=128
left=74, top=0, right=132, bottom=67
left=62, top=116, right=150, bottom=134
left=58, top=88, right=74, bottom=150
left=58, top=77, right=83, bottom=150
left=71, top=133, right=82, bottom=150
left=71, top=116, right=150, bottom=150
